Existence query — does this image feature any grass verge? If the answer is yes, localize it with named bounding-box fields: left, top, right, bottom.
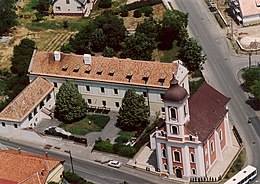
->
left=59, top=115, right=110, bottom=135
left=225, top=148, right=246, bottom=179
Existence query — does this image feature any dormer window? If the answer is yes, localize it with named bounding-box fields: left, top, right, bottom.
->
left=62, top=65, right=68, bottom=71
left=73, top=64, right=80, bottom=73
left=142, top=77, right=148, bottom=84
left=85, top=66, right=91, bottom=74
left=158, top=78, right=165, bottom=86
left=96, top=69, right=103, bottom=75
left=126, top=75, right=132, bottom=82
left=109, top=68, right=115, bottom=76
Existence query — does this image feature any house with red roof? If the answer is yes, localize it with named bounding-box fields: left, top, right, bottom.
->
left=0, top=150, right=64, bottom=184
left=150, top=75, right=233, bottom=179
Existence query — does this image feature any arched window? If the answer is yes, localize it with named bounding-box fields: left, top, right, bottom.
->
left=219, top=129, right=223, bottom=141
left=164, top=164, right=168, bottom=170
left=190, top=152, right=195, bottom=163
left=172, top=126, right=178, bottom=134
left=170, top=107, right=177, bottom=120
left=173, top=151, right=181, bottom=162
left=189, top=135, right=193, bottom=141
left=192, top=168, right=196, bottom=175
left=210, top=141, right=215, bottom=153
left=162, top=148, right=167, bottom=158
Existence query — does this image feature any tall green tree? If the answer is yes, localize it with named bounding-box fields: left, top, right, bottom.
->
left=121, top=33, right=156, bottom=61
left=242, top=67, right=260, bottom=87
left=36, top=0, right=51, bottom=14
left=55, top=81, right=87, bottom=123
left=91, top=28, right=107, bottom=52
left=178, top=37, right=206, bottom=72
left=116, top=89, right=149, bottom=131
left=0, top=0, right=17, bottom=35
left=135, top=17, right=161, bottom=40
left=250, top=80, right=260, bottom=101
left=94, top=12, right=126, bottom=51
left=158, top=10, right=188, bottom=50
left=102, top=47, right=116, bottom=57
left=11, top=38, right=36, bottom=76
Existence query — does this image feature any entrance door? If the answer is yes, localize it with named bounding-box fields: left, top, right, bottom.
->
left=176, top=168, right=182, bottom=178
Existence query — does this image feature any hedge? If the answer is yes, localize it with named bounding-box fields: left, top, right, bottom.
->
left=133, top=9, right=142, bottom=18
left=122, top=0, right=162, bottom=11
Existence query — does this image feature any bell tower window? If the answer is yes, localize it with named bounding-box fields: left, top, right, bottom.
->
left=171, top=125, right=178, bottom=135
left=169, top=107, right=177, bottom=120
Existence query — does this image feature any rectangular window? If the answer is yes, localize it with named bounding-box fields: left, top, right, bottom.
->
left=160, top=94, right=164, bottom=100
left=86, top=86, right=90, bottom=92
left=46, top=94, right=51, bottom=102
left=190, top=153, right=195, bottom=163
left=115, top=102, right=120, bottom=107
left=100, top=87, right=105, bottom=93
left=143, top=92, right=147, bottom=97
left=77, top=6, right=82, bottom=11
left=54, top=82, right=58, bottom=88
left=184, top=104, right=187, bottom=116
left=33, top=108, right=37, bottom=116
left=102, top=100, right=106, bottom=106
left=14, top=124, right=18, bottom=128
left=29, top=113, right=32, bottom=121
left=40, top=101, right=44, bottom=109
left=55, top=6, right=61, bottom=11
left=2, top=122, right=5, bottom=127
left=87, top=99, right=92, bottom=104
left=161, top=107, right=165, bottom=113
left=66, top=0, right=70, bottom=4
left=210, top=141, right=215, bottom=153
left=219, top=130, right=223, bottom=141
left=174, top=151, right=181, bottom=162
left=114, top=89, right=118, bottom=95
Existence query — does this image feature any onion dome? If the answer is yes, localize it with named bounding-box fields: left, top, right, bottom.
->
left=163, top=73, right=188, bottom=103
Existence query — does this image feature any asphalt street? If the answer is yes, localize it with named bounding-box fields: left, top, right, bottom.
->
left=0, top=138, right=177, bottom=184
left=171, top=0, right=260, bottom=179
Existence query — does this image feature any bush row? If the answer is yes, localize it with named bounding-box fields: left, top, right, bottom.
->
left=122, top=0, right=162, bottom=11
left=94, top=139, right=136, bottom=157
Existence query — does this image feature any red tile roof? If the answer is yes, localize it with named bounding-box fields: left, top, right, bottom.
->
left=0, top=77, right=53, bottom=122
left=29, top=50, right=179, bottom=89
left=186, top=83, right=230, bottom=143
left=0, top=150, right=63, bottom=184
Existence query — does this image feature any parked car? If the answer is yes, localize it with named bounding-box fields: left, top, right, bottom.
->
left=108, top=160, right=122, bottom=168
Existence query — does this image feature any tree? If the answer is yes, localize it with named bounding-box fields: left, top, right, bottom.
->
left=116, top=89, right=149, bottom=131
left=158, top=10, right=188, bottom=50
left=242, top=67, right=260, bottom=87
left=94, top=12, right=126, bottom=51
left=98, top=0, right=112, bottom=8
left=102, top=47, right=116, bottom=57
left=91, top=28, right=107, bottom=52
left=0, top=0, right=17, bottom=35
left=121, top=33, right=156, bottom=61
left=135, top=17, right=160, bottom=40
left=250, top=80, right=260, bottom=101
left=36, top=0, right=51, bottom=14
left=133, top=9, right=142, bottom=18
left=63, top=170, right=94, bottom=184
left=11, top=38, right=36, bottom=76
left=55, top=81, right=87, bottom=123
left=178, top=37, right=206, bottom=72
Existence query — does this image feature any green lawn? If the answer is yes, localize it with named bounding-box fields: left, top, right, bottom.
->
left=115, top=130, right=135, bottom=144
left=160, top=41, right=180, bottom=63
left=59, top=115, right=110, bottom=136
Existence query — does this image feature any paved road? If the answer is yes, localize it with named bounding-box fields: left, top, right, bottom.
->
left=170, top=0, right=260, bottom=178
left=0, top=138, right=177, bottom=184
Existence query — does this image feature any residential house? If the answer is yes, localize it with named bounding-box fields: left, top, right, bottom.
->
left=229, top=0, right=260, bottom=26
left=28, top=50, right=189, bottom=116
left=0, top=150, right=64, bottom=184
left=150, top=76, right=233, bottom=179
left=0, top=76, right=55, bottom=136
left=52, top=0, right=95, bottom=16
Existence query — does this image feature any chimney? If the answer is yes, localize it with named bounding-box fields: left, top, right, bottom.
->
left=54, top=51, right=61, bottom=61
left=83, top=54, right=91, bottom=65
left=18, top=147, right=21, bottom=154
left=45, top=152, right=48, bottom=157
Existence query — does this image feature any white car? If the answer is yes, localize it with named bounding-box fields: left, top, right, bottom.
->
left=108, top=160, right=122, bottom=168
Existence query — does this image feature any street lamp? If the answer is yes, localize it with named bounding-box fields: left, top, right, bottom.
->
left=68, top=150, right=74, bottom=173
left=248, top=52, right=252, bottom=68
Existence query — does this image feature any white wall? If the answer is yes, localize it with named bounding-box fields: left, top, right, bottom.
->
left=53, top=0, right=87, bottom=14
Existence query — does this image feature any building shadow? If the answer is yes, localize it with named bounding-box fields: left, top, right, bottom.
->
left=147, top=149, right=157, bottom=168
left=246, top=97, right=260, bottom=111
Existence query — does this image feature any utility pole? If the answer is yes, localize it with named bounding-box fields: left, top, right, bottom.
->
left=248, top=52, right=252, bottom=68
left=68, top=150, right=74, bottom=173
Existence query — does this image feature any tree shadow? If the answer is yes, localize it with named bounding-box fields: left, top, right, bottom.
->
left=246, top=97, right=260, bottom=111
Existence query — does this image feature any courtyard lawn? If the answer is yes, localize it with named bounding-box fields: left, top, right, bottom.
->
left=115, top=130, right=135, bottom=144
left=59, top=115, right=110, bottom=136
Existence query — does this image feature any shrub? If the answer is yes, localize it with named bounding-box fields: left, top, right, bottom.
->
left=214, top=13, right=226, bottom=28
left=133, top=9, right=142, bottom=18
left=118, top=145, right=136, bottom=157
left=62, top=20, right=69, bottom=28
left=98, top=0, right=112, bottom=8
left=140, top=6, right=153, bottom=17
left=94, top=139, right=114, bottom=153
left=63, top=170, right=94, bottom=184
left=115, top=136, right=129, bottom=144
left=189, top=79, right=205, bottom=95
left=120, top=8, right=129, bottom=17
left=122, top=0, right=161, bottom=11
